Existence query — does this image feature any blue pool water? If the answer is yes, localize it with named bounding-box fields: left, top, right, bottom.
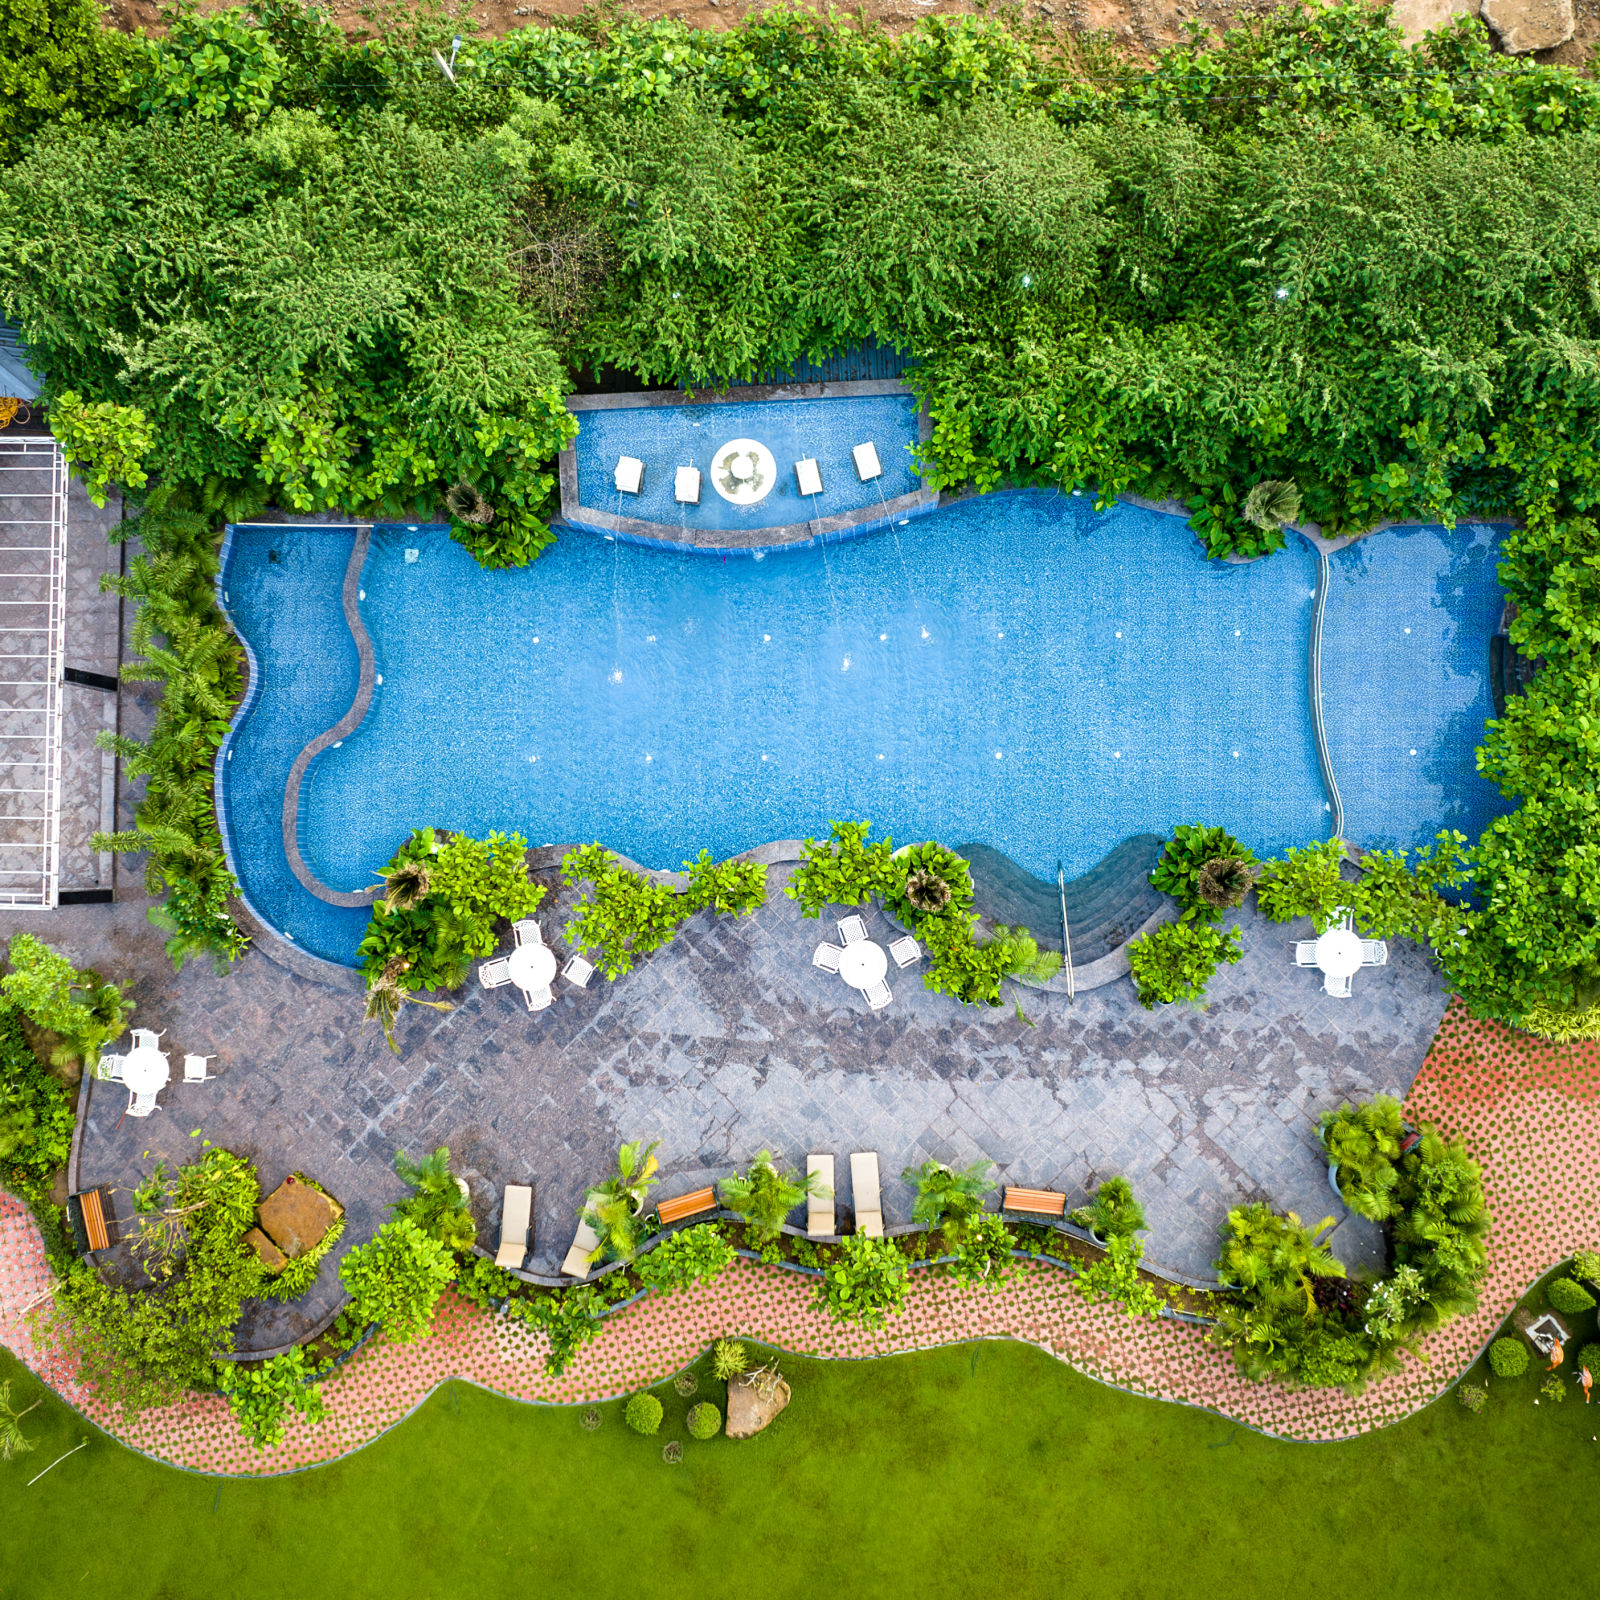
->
left=567, top=394, right=922, bottom=533
left=218, top=496, right=1510, bottom=966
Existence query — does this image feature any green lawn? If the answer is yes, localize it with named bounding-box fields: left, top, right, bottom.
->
left=2, top=1334, right=1595, bottom=1599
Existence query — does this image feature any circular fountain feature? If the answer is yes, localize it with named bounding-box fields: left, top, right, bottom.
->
left=711, top=439, right=777, bottom=506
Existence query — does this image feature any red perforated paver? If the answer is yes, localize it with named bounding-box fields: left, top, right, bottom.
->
left=4, top=1001, right=1597, bottom=1474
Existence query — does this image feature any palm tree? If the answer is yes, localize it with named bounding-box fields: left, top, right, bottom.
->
left=902, top=1159, right=994, bottom=1241
left=1242, top=478, right=1302, bottom=532
left=0, top=1380, right=41, bottom=1461
left=1196, top=856, right=1253, bottom=911
left=1320, top=1096, right=1404, bottom=1221
left=362, top=963, right=453, bottom=1055
left=1215, top=1203, right=1343, bottom=1315
left=718, top=1150, right=829, bottom=1244
left=393, top=1146, right=475, bottom=1251
left=381, top=858, right=432, bottom=911
left=1071, top=1176, right=1146, bottom=1240
left=583, top=1139, right=662, bottom=1262
left=904, top=869, right=952, bottom=915
left=445, top=480, right=496, bottom=527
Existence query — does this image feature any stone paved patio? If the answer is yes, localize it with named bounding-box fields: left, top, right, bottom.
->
left=9, top=864, right=1446, bottom=1352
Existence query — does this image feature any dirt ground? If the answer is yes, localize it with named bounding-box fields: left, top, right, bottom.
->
left=105, top=0, right=1598, bottom=79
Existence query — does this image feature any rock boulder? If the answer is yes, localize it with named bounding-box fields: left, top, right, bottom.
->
left=1481, top=0, right=1573, bottom=51
left=258, top=1174, right=340, bottom=1259
left=1388, top=0, right=1479, bottom=45
left=726, top=1370, right=791, bottom=1439
left=244, top=1228, right=287, bottom=1272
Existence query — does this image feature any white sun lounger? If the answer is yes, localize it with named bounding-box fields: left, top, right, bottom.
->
left=888, top=936, right=921, bottom=968
left=838, top=915, right=867, bottom=945
left=807, top=1154, right=835, bottom=1239
left=615, top=456, right=644, bottom=494
left=563, top=955, right=595, bottom=988
left=813, top=943, right=843, bottom=973
left=674, top=466, right=701, bottom=504
left=794, top=458, right=823, bottom=497
left=496, top=1183, right=533, bottom=1270
left=561, top=1193, right=603, bottom=1277
left=852, top=442, right=882, bottom=481
left=863, top=979, right=892, bottom=1011
left=850, top=1151, right=883, bottom=1237
left=479, top=957, right=512, bottom=989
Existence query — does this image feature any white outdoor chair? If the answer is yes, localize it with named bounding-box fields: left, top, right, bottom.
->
left=813, top=943, right=843, bottom=973
left=563, top=954, right=595, bottom=988
left=1323, top=971, right=1353, bottom=999
left=512, top=919, right=543, bottom=947
left=524, top=986, right=554, bottom=1013
left=183, top=1055, right=215, bottom=1083
left=479, top=957, right=512, bottom=989
left=95, top=1054, right=126, bottom=1083
left=889, top=936, right=921, bottom=968
left=864, top=979, right=892, bottom=1011
left=1293, top=942, right=1319, bottom=968
left=127, top=1089, right=159, bottom=1118
left=838, top=915, right=867, bottom=945
left=1361, top=940, right=1389, bottom=967
left=131, top=1028, right=164, bottom=1052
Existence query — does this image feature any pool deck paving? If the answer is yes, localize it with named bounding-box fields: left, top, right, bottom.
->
left=12, top=866, right=1444, bottom=1352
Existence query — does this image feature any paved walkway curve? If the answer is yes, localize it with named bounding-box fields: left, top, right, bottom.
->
left=2, top=1004, right=1595, bottom=1475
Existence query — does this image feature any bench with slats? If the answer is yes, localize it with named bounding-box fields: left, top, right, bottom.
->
left=1002, top=1186, right=1066, bottom=1219
left=71, top=1188, right=111, bottom=1253
left=657, top=1186, right=717, bottom=1227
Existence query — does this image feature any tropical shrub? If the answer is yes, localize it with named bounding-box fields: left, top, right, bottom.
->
left=1573, top=1252, right=1600, bottom=1286
left=1488, top=1337, right=1529, bottom=1378
left=505, top=1284, right=606, bottom=1376
left=1547, top=1277, right=1596, bottom=1316
left=39, top=1148, right=264, bottom=1414
left=0, top=1004, right=74, bottom=1180
left=946, top=1211, right=1016, bottom=1292
left=1149, top=825, right=1256, bottom=923
left=1456, top=1381, right=1487, bottom=1414
left=218, top=1347, right=327, bottom=1450
left=1, top=933, right=131, bottom=1068
left=1075, top=1232, right=1165, bottom=1320
left=624, top=1391, right=664, bottom=1435
left=561, top=845, right=689, bottom=981
left=814, top=1234, right=909, bottom=1330
left=338, top=1218, right=455, bottom=1344
left=1126, top=920, right=1242, bottom=1008
left=260, top=1218, right=345, bottom=1303
left=1349, top=834, right=1470, bottom=946
left=881, top=842, right=975, bottom=926
left=49, top=391, right=153, bottom=505
left=1319, top=1096, right=1405, bottom=1222
left=1577, top=1344, right=1600, bottom=1382
left=1070, top=1176, right=1146, bottom=1241
left=903, top=1158, right=994, bottom=1242
left=580, top=1139, right=661, bottom=1264
left=0, top=0, right=130, bottom=164
left=687, top=1401, right=721, bottom=1440
left=1540, top=1373, right=1567, bottom=1403
left=711, top=1338, right=749, bottom=1380
left=682, top=851, right=767, bottom=916
left=392, top=1147, right=476, bottom=1254
left=636, top=1224, right=735, bottom=1293
left=786, top=821, right=897, bottom=917
left=1255, top=841, right=1349, bottom=932
left=718, top=1150, right=826, bottom=1245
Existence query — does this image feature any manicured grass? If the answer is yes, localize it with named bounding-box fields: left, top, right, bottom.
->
left=2, top=1335, right=1594, bottom=1598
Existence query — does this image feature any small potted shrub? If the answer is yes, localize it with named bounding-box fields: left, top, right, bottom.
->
left=1488, top=1337, right=1530, bottom=1379
left=1069, top=1177, right=1146, bottom=1245
left=624, top=1392, right=664, bottom=1435
left=1149, top=824, right=1257, bottom=923
left=687, top=1402, right=722, bottom=1440
left=1318, top=1097, right=1403, bottom=1221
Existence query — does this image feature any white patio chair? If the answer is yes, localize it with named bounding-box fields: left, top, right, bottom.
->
left=889, top=936, right=921, bottom=968
left=479, top=957, right=512, bottom=989
left=864, top=979, right=892, bottom=1011
left=131, top=1028, right=164, bottom=1052
left=1293, top=942, right=1319, bottom=968
left=95, top=1054, right=126, bottom=1083
left=127, top=1089, right=159, bottom=1118
left=563, top=954, right=595, bottom=988
left=183, top=1054, right=215, bottom=1083
left=838, top=915, right=867, bottom=945
left=813, top=943, right=843, bottom=973
left=524, top=986, right=554, bottom=1013
left=1323, top=971, right=1353, bottom=999
left=512, top=918, right=543, bottom=947
left=1360, top=940, right=1389, bottom=967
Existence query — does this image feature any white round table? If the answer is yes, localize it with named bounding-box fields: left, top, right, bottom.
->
left=838, top=941, right=888, bottom=990
left=122, top=1046, right=170, bottom=1095
left=507, top=942, right=558, bottom=991
left=1313, top=927, right=1363, bottom=979
left=711, top=438, right=777, bottom=506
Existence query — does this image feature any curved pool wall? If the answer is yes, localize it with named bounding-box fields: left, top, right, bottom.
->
left=558, top=384, right=937, bottom=546
left=217, top=498, right=1510, bottom=969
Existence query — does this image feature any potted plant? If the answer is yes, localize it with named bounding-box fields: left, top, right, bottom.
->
left=1318, top=1097, right=1403, bottom=1221
left=718, top=1150, right=828, bottom=1245
left=582, top=1138, right=661, bottom=1262
left=902, top=1158, right=994, bottom=1244
left=1070, top=1176, right=1146, bottom=1246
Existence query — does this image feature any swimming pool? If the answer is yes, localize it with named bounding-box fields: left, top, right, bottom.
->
left=217, top=495, right=1510, bottom=966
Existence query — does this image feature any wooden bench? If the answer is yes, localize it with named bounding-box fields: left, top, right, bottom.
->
left=1002, top=1186, right=1066, bottom=1219
left=657, top=1186, right=716, bottom=1227
left=73, top=1189, right=110, bottom=1253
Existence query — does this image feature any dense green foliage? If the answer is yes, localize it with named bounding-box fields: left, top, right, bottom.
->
left=0, top=0, right=129, bottom=164
left=717, top=1150, right=822, bottom=1245
left=1319, top=1096, right=1405, bottom=1222
left=0, top=1005, right=74, bottom=1179
left=686, top=1400, right=722, bottom=1440
left=217, top=1347, right=326, bottom=1450
left=1149, top=825, right=1256, bottom=923
left=391, top=1146, right=476, bottom=1253
left=1547, top=1276, right=1597, bottom=1316
left=338, top=1218, right=455, bottom=1344
left=635, top=1224, right=736, bottom=1293
left=902, top=1158, right=994, bottom=1242
left=1488, top=1337, right=1529, bottom=1378
left=41, top=1148, right=264, bottom=1414
left=1074, top=1232, right=1166, bottom=1320
left=787, top=821, right=898, bottom=917
left=1126, top=919, right=1242, bottom=1007
left=624, top=1391, right=664, bottom=1435
left=1, top=933, right=131, bottom=1068
left=1070, top=1176, right=1146, bottom=1241
left=814, top=1233, right=909, bottom=1330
